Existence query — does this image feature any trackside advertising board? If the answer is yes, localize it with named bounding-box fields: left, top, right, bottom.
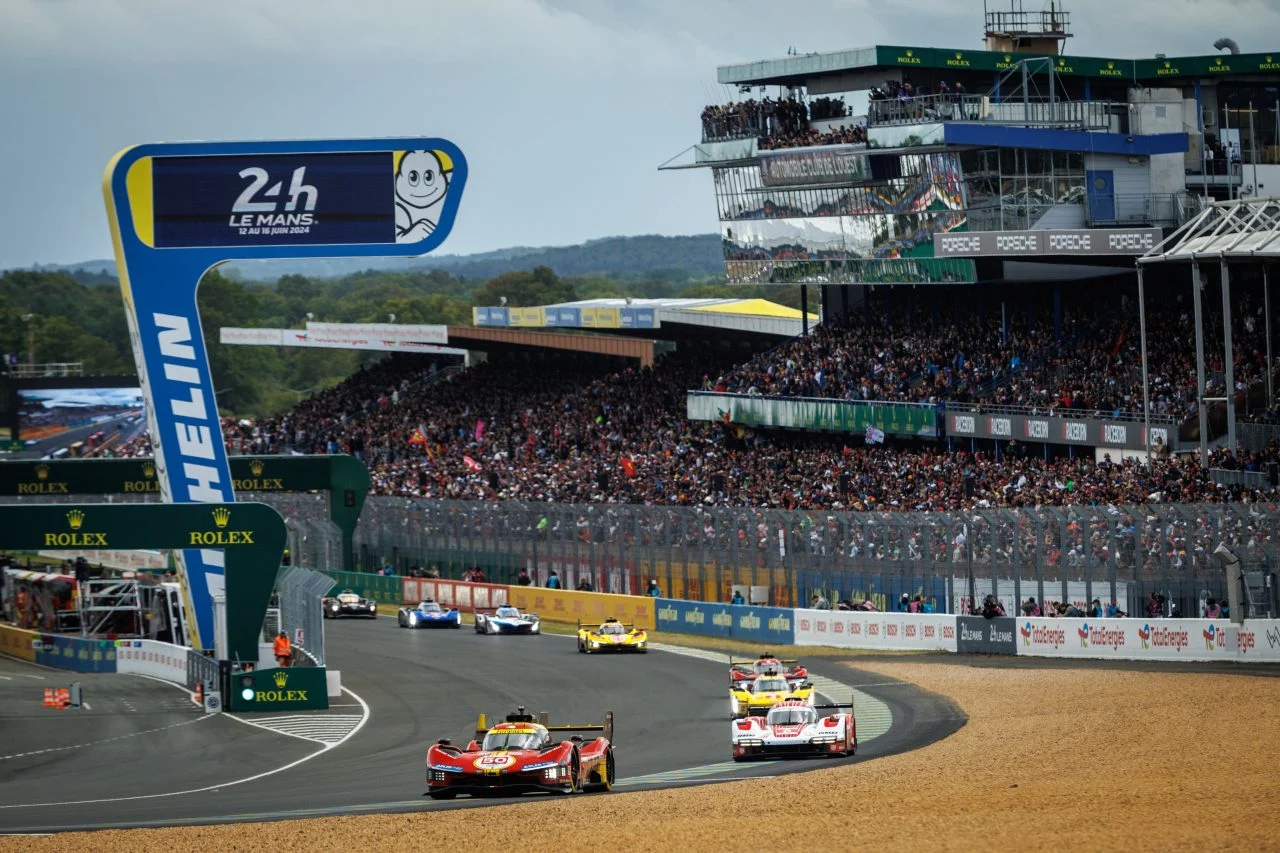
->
left=115, top=639, right=188, bottom=684
left=402, top=579, right=508, bottom=612
left=794, top=609, right=958, bottom=652
left=104, top=137, right=467, bottom=651
left=507, top=586, right=656, bottom=630
left=956, top=616, right=1017, bottom=655
left=655, top=599, right=795, bottom=645
left=1015, top=618, right=1280, bottom=662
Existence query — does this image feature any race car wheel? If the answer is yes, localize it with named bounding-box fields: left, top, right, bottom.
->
left=588, top=751, right=614, bottom=792
left=566, top=749, right=582, bottom=794
left=577, top=639, right=586, bottom=653
left=428, top=791, right=456, bottom=800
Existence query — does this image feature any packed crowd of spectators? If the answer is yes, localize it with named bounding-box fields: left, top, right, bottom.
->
left=700, top=95, right=866, bottom=150
left=757, top=124, right=867, bottom=151
left=701, top=97, right=811, bottom=143
left=709, top=289, right=1278, bottom=420
left=202, top=344, right=1279, bottom=510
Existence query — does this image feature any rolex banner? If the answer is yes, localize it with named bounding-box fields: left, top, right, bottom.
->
left=226, top=665, right=328, bottom=712
left=687, top=392, right=938, bottom=437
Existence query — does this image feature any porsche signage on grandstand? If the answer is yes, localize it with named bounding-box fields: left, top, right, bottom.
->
left=934, top=228, right=1162, bottom=258
left=945, top=409, right=1174, bottom=451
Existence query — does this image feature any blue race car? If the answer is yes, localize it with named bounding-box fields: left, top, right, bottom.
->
left=397, top=599, right=462, bottom=629
left=474, top=605, right=541, bottom=635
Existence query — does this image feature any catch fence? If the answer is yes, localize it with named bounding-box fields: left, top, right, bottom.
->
left=334, top=498, right=1280, bottom=618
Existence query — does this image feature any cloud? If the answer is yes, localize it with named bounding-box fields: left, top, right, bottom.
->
left=2, top=0, right=1280, bottom=269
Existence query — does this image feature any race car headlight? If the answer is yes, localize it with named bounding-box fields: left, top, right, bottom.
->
left=590, top=641, right=599, bottom=648
left=738, top=738, right=764, bottom=746
left=430, top=770, right=447, bottom=782
left=543, top=765, right=568, bottom=780
left=809, top=735, right=839, bottom=744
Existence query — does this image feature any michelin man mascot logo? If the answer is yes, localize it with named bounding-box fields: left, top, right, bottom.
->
left=395, top=150, right=452, bottom=243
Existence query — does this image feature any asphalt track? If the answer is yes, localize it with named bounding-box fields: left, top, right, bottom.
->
left=0, top=619, right=964, bottom=834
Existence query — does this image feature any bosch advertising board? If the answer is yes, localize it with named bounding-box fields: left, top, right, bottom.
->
left=104, top=138, right=467, bottom=650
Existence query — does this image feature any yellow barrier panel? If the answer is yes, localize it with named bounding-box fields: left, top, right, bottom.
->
left=0, top=623, right=37, bottom=662
left=507, top=586, right=655, bottom=629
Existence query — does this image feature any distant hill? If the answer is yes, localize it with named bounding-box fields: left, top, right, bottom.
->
left=27, top=234, right=724, bottom=283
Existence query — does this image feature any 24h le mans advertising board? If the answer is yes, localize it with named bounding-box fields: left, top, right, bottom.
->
left=104, top=138, right=468, bottom=650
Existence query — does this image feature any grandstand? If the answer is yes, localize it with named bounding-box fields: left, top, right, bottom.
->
left=664, top=1, right=1280, bottom=465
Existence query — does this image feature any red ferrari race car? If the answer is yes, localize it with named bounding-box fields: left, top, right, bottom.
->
left=425, top=706, right=615, bottom=799
left=729, top=652, right=808, bottom=687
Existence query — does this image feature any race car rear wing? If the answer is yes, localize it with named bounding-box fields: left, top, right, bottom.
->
left=729, top=657, right=800, bottom=667
left=813, top=692, right=857, bottom=713
left=577, top=619, right=637, bottom=631
left=475, top=708, right=615, bottom=744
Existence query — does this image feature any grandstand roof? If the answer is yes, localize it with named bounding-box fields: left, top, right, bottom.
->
left=473, top=298, right=818, bottom=339
left=1138, top=197, right=1280, bottom=263
left=718, top=44, right=1280, bottom=88
left=445, top=325, right=657, bottom=367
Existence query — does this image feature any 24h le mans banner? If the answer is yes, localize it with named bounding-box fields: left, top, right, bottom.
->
left=104, top=138, right=468, bottom=650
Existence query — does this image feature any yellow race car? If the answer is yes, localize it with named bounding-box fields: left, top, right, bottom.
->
left=729, top=674, right=815, bottom=719
left=577, top=617, right=648, bottom=654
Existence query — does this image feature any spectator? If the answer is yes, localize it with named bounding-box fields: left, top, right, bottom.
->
left=810, top=592, right=830, bottom=610
left=647, top=579, right=661, bottom=597
left=1205, top=596, right=1222, bottom=618
left=546, top=570, right=561, bottom=590
left=731, top=589, right=746, bottom=605
left=516, top=568, right=532, bottom=587
left=1022, top=597, right=1040, bottom=617
left=576, top=577, right=594, bottom=592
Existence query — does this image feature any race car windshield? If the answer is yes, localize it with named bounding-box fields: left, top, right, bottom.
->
left=495, top=607, right=520, bottom=618
left=599, top=623, right=625, bottom=635
left=755, top=660, right=782, bottom=673
left=767, top=707, right=817, bottom=725
left=483, top=732, right=542, bottom=751
left=756, top=678, right=788, bottom=693
left=418, top=602, right=442, bottom=612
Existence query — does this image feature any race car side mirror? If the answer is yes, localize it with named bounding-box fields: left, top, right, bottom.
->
left=437, top=738, right=452, bottom=745
left=570, top=735, right=583, bottom=743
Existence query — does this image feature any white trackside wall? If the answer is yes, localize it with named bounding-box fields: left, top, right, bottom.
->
left=1015, top=617, right=1280, bottom=662
left=794, top=609, right=958, bottom=652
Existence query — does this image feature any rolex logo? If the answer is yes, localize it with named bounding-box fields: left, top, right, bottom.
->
left=212, top=507, right=231, bottom=529
left=250, top=459, right=265, bottom=477
left=1004, top=55, right=1011, bottom=62
left=67, top=509, right=85, bottom=530
left=36, top=464, right=50, bottom=481
left=955, top=52, right=962, bottom=59
left=273, top=671, right=288, bottom=688
left=142, top=461, right=156, bottom=478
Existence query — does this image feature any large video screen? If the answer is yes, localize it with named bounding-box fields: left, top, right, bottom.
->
left=17, top=386, right=147, bottom=458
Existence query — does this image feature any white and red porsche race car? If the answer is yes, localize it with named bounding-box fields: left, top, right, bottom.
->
left=731, top=697, right=857, bottom=761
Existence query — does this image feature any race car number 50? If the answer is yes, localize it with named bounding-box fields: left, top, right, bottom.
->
left=476, top=754, right=515, bottom=768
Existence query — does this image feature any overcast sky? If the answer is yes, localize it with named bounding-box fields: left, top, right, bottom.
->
left=3, top=0, right=1279, bottom=270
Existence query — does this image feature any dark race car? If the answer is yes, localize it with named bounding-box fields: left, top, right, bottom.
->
left=322, top=589, right=378, bottom=619
left=425, top=706, right=615, bottom=799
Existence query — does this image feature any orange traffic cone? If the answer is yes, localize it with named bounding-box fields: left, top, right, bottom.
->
left=193, top=682, right=204, bottom=706
left=42, top=687, right=56, bottom=708
left=55, top=688, right=71, bottom=709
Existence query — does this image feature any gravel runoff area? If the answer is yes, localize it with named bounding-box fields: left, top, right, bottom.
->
left=9, top=660, right=1280, bottom=853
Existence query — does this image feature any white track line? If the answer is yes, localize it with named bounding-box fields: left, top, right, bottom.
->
left=0, top=716, right=213, bottom=761
left=0, top=684, right=371, bottom=809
